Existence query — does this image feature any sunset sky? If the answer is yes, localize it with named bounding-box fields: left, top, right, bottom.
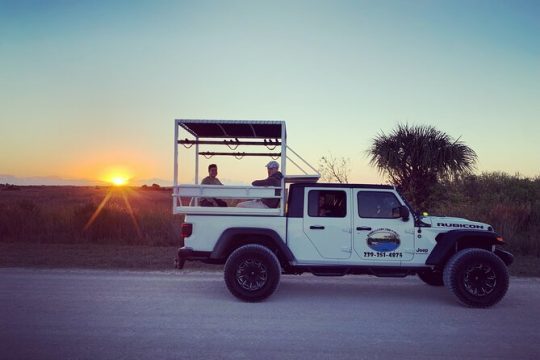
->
left=1, top=0, right=538, bottom=186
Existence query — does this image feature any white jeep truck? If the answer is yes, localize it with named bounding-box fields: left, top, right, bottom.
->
left=173, top=120, right=513, bottom=308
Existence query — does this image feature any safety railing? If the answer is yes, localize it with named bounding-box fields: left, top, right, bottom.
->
left=173, top=184, right=283, bottom=216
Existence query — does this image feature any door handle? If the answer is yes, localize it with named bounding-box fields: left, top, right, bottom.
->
left=356, top=226, right=372, bottom=231
left=310, top=225, right=325, bottom=230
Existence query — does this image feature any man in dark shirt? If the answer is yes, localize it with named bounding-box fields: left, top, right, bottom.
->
left=237, top=161, right=283, bottom=208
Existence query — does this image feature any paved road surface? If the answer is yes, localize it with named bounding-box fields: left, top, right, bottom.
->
left=1, top=268, right=539, bottom=359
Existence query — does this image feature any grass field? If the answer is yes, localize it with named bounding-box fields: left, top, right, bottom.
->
left=1, top=185, right=538, bottom=276
left=0, top=186, right=181, bottom=246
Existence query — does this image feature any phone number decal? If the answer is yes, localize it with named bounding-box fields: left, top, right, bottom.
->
left=363, top=252, right=403, bottom=258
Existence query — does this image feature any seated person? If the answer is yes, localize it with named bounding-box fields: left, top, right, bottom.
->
left=237, top=161, right=283, bottom=208
left=318, top=194, right=332, bottom=216
left=200, top=164, right=227, bottom=207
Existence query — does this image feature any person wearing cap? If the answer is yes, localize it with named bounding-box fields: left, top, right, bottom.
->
left=237, top=161, right=284, bottom=208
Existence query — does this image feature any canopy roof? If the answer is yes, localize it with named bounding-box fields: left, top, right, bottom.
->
left=177, top=119, right=284, bottom=139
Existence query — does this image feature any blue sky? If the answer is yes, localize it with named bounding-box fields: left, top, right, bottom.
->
left=1, top=0, right=539, bottom=185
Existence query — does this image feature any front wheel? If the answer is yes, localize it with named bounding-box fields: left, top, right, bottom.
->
left=443, top=248, right=509, bottom=308
left=224, top=244, right=281, bottom=302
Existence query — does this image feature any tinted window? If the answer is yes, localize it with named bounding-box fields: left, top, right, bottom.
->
left=308, top=190, right=347, bottom=218
left=357, top=191, right=401, bottom=219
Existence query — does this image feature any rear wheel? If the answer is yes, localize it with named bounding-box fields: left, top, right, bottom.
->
left=224, top=244, right=281, bottom=302
left=417, top=269, right=444, bottom=286
left=443, top=248, right=509, bottom=308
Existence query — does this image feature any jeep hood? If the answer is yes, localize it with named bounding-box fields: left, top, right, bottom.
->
left=421, top=216, right=492, bottom=231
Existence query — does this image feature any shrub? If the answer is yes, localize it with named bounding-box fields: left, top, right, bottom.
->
left=429, top=173, right=540, bottom=256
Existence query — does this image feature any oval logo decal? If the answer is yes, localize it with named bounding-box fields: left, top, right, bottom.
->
left=366, top=229, right=400, bottom=252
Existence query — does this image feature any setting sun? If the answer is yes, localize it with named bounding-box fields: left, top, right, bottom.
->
left=99, top=166, right=133, bottom=187
left=111, top=176, right=128, bottom=186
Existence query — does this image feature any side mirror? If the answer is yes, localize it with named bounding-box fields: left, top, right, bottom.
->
left=399, top=206, right=410, bottom=221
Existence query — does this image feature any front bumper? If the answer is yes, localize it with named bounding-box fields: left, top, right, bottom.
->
left=174, top=247, right=213, bottom=269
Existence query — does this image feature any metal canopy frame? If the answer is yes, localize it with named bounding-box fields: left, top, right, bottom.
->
left=173, top=119, right=319, bottom=216
left=179, top=119, right=284, bottom=139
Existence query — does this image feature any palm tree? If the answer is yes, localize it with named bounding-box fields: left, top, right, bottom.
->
left=367, top=124, right=477, bottom=209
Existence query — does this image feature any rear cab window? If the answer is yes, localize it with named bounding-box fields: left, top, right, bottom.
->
left=308, top=190, right=347, bottom=218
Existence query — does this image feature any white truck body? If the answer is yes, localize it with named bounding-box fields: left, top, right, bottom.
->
left=173, top=119, right=513, bottom=307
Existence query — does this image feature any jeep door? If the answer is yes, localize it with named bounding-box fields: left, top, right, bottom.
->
left=302, top=188, right=352, bottom=259
left=353, top=190, right=415, bottom=262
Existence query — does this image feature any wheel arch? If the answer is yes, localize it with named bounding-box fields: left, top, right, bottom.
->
left=426, top=230, right=507, bottom=267
left=210, top=228, right=295, bottom=267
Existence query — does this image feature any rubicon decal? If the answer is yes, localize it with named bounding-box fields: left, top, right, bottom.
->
left=366, top=228, right=400, bottom=252
left=437, top=223, right=484, bottom=229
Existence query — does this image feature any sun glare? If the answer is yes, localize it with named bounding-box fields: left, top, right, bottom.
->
left=99, top=166, right=133, bottom=187
left=84, top=174, right=142, bottom=238
left=111, top=176, right=128, bottom=186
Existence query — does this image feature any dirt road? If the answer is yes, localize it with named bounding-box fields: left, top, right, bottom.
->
left=1, top=268, right=539, bottom=359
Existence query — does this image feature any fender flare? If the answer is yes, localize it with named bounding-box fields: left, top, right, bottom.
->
left=426, top=230, right=505, bottom=266
left=210, top=227, right=295, bottom=263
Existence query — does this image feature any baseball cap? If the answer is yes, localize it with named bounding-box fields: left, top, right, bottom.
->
left=265, top=160, right=279, bottom=169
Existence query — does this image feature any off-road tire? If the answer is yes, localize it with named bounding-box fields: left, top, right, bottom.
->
left=443, top=248, right=509, bottom=308
left=417, top=269, right=444, bottom=286
left=224, top=244, right=281, bottom=302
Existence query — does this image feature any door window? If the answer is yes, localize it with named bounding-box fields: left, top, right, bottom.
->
left=357, top=191, right=401, bottom=219
left=308, top=190, right=347, bottom=218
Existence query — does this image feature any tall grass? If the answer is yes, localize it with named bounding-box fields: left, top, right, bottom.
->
left=1, top=173, right=539, bottom=256
left=427, top=172, right=540, bottom=256
left=0, top=186, right=182, bottom=246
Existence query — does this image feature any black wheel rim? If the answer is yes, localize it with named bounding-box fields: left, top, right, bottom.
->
left=236, top=259, right=268, bottom=291
left=463, top=263, right=497, bottom=297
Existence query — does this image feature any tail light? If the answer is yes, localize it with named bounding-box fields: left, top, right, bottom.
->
left=181, top=223, right=193, bottom=238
